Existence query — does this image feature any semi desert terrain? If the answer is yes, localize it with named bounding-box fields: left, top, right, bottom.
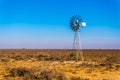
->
left=0, top=49, right=120, bottom=80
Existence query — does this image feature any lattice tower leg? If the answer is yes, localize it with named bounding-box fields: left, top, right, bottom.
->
left=73, top=31, right=84, bottom=61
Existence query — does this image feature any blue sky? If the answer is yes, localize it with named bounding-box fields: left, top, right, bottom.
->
left=0, top=0, right=120, bottom=49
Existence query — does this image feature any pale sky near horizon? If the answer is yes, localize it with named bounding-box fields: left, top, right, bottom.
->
left=0, top=0, right=120, bottom=49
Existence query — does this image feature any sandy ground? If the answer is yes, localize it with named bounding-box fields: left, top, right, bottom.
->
left=0, top=60, right=120, bottom=80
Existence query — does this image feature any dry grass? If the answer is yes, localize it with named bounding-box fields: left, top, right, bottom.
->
left=0, top=49, right=120, bottom=80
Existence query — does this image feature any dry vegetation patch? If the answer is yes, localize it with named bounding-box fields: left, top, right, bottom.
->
left=0, top=49, right=120, bottom=80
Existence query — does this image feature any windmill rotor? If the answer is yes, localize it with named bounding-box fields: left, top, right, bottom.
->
left=70, top=15, right=82, bottom=32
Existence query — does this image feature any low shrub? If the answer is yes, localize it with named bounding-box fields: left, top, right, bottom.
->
left=9, top=67, right=34, bottom=77
left=70, top=52, right=77, bottom=60
left=103, top=56, right=119, bottom=66
left=12, top=55, right=24, bottom=60
left=40, top=68, right=66, bottom=80
left=0, top=58, right=9, bottom=62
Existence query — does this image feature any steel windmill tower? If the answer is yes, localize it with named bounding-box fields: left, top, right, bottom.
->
left=70, top=15, right=86, bottom=61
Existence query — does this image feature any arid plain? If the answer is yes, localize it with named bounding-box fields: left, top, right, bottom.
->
left=0, top=49, right=120, bottom=80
